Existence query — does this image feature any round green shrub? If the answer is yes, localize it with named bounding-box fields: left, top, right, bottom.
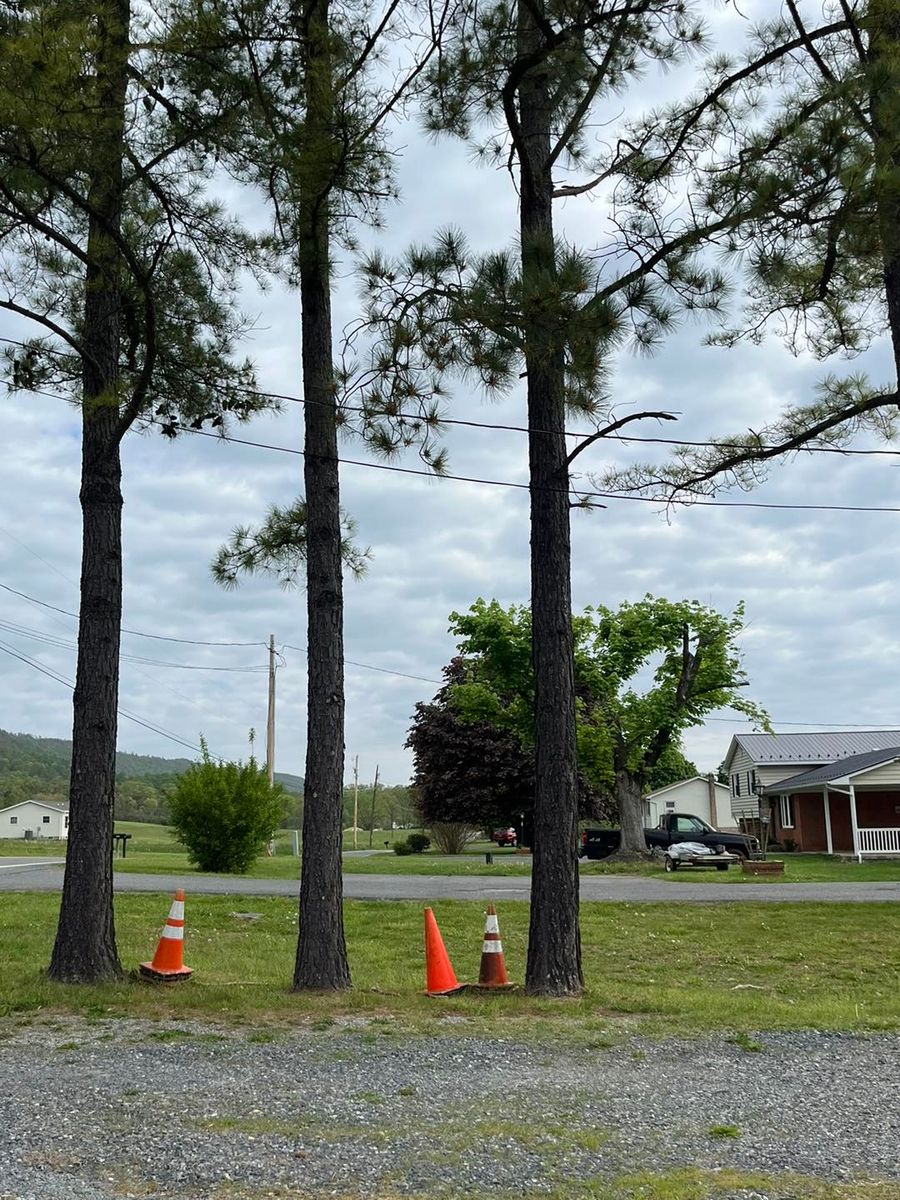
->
left=406, top=833, right=431, bottom=854
left=169, top=740, right=288, bottom=873
left=392, top=839, right=414, bottom=856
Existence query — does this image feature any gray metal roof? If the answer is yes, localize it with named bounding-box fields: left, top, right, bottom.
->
left=734, top=730, right=900, bottom=764
left=762, top=746, right=900, bottom=793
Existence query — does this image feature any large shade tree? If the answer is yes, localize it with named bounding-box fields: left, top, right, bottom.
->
left=0, top=0, right=268, bottom=981
left=447, top=598, right=765, bottom=857
left=408, top=657, right=609, bottom=834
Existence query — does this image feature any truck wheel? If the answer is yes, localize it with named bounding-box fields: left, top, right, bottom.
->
left=665, top=857, right=678, bottom=872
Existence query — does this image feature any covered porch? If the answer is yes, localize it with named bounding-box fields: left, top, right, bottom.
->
left=764, top=748, right=900, bottom=860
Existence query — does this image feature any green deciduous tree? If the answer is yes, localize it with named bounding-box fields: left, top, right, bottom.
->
left=169, top=741, right=287, bottom=872
left=0, top=0, right=269, bottom=981
left=447, top=597, right=765, bottom=857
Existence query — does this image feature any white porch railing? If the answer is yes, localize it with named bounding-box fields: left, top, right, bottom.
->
left=857, top=827, right=900, bottom=857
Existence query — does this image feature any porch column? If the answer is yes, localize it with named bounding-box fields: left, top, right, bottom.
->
left=849, top=782, right=860, bottom=862
left=823, top=787, right=833, bottom=855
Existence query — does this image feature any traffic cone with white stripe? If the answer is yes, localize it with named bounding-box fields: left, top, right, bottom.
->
left=478, top=903, right=512, bottom=988
left=140, top=889, right=193, bottom=981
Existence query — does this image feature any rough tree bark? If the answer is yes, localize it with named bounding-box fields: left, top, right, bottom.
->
left=613, top=769, right=651, bottom=859
left=517, top=0, right=583, bottom=996
left=48, top=0, right=130, bottom=983
left=293, top=0, right=351, bottom=990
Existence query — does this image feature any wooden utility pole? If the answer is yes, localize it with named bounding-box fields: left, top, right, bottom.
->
left=368, top=764, right=380, bottom=849
left=266, top=634, right=276, bottom=787
left=353, top=755, right=359, bottom=850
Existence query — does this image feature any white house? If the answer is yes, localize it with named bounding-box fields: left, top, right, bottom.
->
left=0, top=799, right=69, bottom=839
left=642, top=775, right=736, bottom=830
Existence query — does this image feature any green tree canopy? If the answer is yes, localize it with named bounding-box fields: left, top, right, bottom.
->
left=447, top=597, right=766, bottom=853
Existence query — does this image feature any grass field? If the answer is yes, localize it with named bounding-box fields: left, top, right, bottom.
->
left=2, top=893, right=900, bottom=1037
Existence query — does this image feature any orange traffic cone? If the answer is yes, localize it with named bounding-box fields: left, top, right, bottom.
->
left=424, top=907, right=463, bottom=995
left=140, top=889, right=193, bottom=982
left=477, top=903, right=512, bottom=988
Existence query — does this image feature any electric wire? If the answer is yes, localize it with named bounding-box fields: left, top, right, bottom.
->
left=2, top=373, right=899, bottom=514
left=0, top=639, right=206, bottom=755
left=0, top=581, right=265, bottom=647
left=2, top=334, right=897, bottom=459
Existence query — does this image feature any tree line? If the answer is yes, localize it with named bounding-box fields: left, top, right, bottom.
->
left=1, top=0, right=896, bottom=993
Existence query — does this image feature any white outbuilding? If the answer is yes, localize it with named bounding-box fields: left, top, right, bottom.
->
left=0, top=799, right=69, bottom=839
left=642, top=775, right=736, bottom=831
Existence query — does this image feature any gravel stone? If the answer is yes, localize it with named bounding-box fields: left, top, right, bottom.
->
left=0, top=1019, right=897, bottom=1198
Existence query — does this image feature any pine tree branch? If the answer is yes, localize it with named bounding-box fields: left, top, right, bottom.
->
left=342, top=0, right=403, bottom=86
left=606, top=387, right=900, bottom=501
left=784, top=0, right=874, bottom=138
left=546, top=3, right=634, bottom=170
left=0, top=299, right=92, bottom=366
left=565, top=409, right=677, bottom=467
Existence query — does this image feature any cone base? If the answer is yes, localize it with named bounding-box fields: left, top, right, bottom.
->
left=468, top=982, right=519, bottom=993
left=425, top=983, right=468, bottom=997
left=139, top=962, right=193, bottom=982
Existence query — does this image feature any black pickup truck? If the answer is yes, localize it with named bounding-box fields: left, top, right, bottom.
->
left=580, top=812, right=758, bottom=860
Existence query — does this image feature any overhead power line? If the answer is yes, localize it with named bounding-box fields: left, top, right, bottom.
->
left=0, top=639, right=206, bottom=755
left=3, top=577, right=439, bottom=687
left=282, top=642, right=441, bottom=685
left=0, top=616, right=266, bottom=671
left=2, top=374, right=900, bottom=514
left=0, top=581, right=265, bottom=648
left=146, top=419, right=900, bottom=515
left=2, top=334, right=897, bottom=459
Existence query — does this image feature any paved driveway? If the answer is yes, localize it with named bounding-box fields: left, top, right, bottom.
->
left=3, top=857, right=900, bottom=902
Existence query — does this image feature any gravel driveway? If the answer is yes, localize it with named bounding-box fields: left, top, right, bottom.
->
left=1, top=1018, right=898, bottom=1198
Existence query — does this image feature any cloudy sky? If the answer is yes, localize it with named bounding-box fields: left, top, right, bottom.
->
left=2, top=1, right=899, bottom=786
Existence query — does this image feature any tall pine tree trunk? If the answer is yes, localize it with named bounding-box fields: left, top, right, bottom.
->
left=518, top=0, right=583, bottom=996
left=293, top=0, right=351, bottom=991
left=49, top=0, right=129, bottom=983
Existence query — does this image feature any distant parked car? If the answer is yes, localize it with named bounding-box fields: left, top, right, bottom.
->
left=492, top=827, right=518, bottom=847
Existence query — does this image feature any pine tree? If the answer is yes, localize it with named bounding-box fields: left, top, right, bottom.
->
left=190, top=0, right=451, bottom=989
left=597, top=0, right=900, bottom=499
left=357, top=0, right=776, bottom=992
left=0, top=0, right=270, bottom=981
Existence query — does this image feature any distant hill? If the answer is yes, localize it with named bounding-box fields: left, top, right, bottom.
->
left=0, top=729, right=304, bottom=796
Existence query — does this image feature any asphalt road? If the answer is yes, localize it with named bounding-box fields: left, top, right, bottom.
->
left=3, top=856, right=900, bottom=902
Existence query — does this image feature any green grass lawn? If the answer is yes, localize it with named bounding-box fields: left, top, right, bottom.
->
left=2, top=894, right=900, bottom=1037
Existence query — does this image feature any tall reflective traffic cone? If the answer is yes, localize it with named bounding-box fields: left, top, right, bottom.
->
left=424, top=907, right=462, bottom=995
left=478, top=903, right=511, bottom=987
left=140, top=889, right=193, bottom=981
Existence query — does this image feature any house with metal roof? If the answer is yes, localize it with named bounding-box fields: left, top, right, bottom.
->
left=722, top=732, right=900, bottom=857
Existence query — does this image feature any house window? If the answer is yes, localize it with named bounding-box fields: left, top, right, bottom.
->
left=42, top=815, right=51, bottom=824
left=665, top=800, right=675, bottom=810
left=732, top=773, right=741, bottom=797
left=779, top=795, right=795, bottom=829
left=9, top=816, right=16, bottom=825
left=748, top=770, right=757, bottom=795
left=64, top=815, right=69, bottom=828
